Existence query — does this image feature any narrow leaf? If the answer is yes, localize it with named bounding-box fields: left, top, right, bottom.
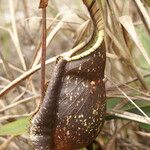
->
left=0, top=117, right=30, bottom=136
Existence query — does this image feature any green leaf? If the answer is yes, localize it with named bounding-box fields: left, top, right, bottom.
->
left=79, top=148, right=87, bottom=150
left=121, top=100, right=150, bottom=112
left=127, top=106, right=150, bottom=117
left=135, top=26, right=150, bottom=69
left=0, top=117, right=30, bottom=136
left=145, top=0, right=150, bottom=7
left=107, top=98, right=122, bottom=111
left=139, top=123, right=150, bottom=130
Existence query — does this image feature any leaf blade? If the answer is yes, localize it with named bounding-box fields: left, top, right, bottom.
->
left=0, top=117, right=30, bottom=136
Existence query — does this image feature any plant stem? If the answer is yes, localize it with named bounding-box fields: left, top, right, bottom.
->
left=41, top=8, right=47, bottom=101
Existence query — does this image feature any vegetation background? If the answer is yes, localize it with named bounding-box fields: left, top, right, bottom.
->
left=0, top=0, right=150, bottom=149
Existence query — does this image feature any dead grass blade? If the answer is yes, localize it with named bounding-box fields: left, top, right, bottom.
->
left=0, top=50, right=14, bottom=81
left=109, top=110, right=150, bottom=125
left=106, top=27, right=148, bottom=90
left=9, top=0, right=27, bottom=70
left=73, top=19, right=91, bottom=46
left=136, top=131, right=150, bottom=138
left=0, top=135, right=15, bottom=150
left=0, top=59, right=24, bottom=74
left=119, top=16, right=150, bottom=66
left=107, top=76, right=150, bottom=121
left=0, top=95, right=39, bottom=113
left=133, top=0, right=150, bottom=34
left=105, top=122, right=131, bottom=150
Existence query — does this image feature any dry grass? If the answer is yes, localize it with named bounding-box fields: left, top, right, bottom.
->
left=0, top=0, right=150, bottom=150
